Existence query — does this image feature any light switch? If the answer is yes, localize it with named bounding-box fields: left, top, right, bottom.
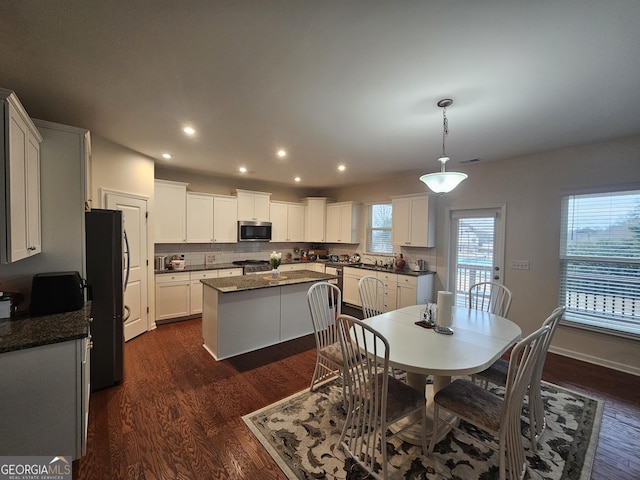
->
left=510, top=259, right=530, bottom=270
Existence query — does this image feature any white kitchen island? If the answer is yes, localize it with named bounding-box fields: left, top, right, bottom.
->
left=201, top=270, right=337, bottom=360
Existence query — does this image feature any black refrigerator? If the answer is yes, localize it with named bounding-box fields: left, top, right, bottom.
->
left=85, top=209, right=125, bottom=391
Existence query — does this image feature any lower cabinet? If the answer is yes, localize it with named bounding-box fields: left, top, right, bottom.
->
left=0, top=337, right=90, bottom=459
left=156, top=269, right=243, bottom=322
left=343, top=267, right=434, bottom=310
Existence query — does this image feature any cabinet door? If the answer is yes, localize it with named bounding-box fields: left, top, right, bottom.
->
left=287, top=204, right=305, bottom=242
left=189, top=271, right=218, bottom=314
left=408, top=196, right=429, bottom=247
left=156, top=281, right=190, bottom=320
left=270, top=202, right=288, bottom=241
left=213, top=196, right=237, bottom=243
left=218, top=268, right=242, bottom=277
left=25, top=133, right=41, bottom=256
left=236, top=191, right=254, bottom=221
left=155, top=181, right=187, bottom=243
left=304, top=198, right=326, bottom=242
left=377, top=271, right=398, bottom=312
left=326, top=204, right=341, bottom=242
left=253, top=193, right=271, bottom=221
left=391, top=197, right=411, bottom=247
left=343, top=267, right=366, bottom=307
left=397, top=275, right=418, bottom=309
left=187, top=193, right=214, bottom=242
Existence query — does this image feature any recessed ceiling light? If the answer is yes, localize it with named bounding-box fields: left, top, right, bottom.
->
left=338, top=164, right=346, bottom=172
left=161, top=153, right=172, bottom=159
left=277, top=149, right=287, bottom=158
left=183, top=126, right=196, bottom=136
left=239, top=167, right=247, bottom=173
left=294, top=176, right=301, bottom=182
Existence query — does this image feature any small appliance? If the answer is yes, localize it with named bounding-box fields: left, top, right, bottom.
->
left=238, top=221, right=272, bottom=242
left=30, top=271, right=84, bottom=316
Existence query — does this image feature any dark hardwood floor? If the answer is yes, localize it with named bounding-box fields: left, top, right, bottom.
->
left=74, top=314, right=640, bottom=480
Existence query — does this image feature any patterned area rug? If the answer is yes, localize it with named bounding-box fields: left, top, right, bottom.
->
left=243, top=378, right=602, bottom=480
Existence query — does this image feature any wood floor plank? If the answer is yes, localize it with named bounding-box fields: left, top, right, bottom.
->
left=73, top=317, right=640, bottom=480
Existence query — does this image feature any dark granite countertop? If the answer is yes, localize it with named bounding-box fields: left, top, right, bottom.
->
left=155, top=263, right=241, bottom=274
left=0, top=302, right=91, bottom=354
left=202, top=270, right=337, bottom=293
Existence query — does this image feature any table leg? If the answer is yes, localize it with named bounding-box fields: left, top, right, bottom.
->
left=390, top=373, right=454, bottom=446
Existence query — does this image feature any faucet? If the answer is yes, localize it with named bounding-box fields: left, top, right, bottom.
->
left=362, top=256, right=378, bottom=266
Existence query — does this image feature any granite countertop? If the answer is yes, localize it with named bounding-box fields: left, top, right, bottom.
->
left=0, top=302, right=92, bottom=354
left=202, top=270, right=337, bottom=293
left=155, top=262, right=240, bottom=274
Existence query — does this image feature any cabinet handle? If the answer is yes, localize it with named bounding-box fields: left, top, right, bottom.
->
left=28, top=246, right=36, bottom=251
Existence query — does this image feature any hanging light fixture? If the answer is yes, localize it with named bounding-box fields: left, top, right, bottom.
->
left=420, top=98, right=468, bottom=193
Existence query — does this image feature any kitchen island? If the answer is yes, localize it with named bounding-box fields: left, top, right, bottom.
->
left=201, top=270, right=336, bottom=360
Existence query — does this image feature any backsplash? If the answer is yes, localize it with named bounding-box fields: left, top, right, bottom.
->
left=154, top=243, right=436, bottom=271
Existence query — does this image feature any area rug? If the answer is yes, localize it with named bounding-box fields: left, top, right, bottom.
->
left=243, top=378, right=603, bottom=480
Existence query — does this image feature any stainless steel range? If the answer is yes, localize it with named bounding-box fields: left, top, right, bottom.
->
left=232, top=260, right=272, bottom=275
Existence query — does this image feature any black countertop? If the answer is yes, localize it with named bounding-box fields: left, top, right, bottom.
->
left=0, top=303, right=91, bottom=354
left=202, top=270, right=337, bottom=293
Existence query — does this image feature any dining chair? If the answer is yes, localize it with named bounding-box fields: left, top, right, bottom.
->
left=468, top=281, right=513, bottom=318
left=307, top=282, right=345, bottom=396
left=428, top=324, right=550, bottom=480
left=473, top=306, right=565, bottom=451
left=336, top=314, right=428, bottom=480
left=359, top=275, right=386, bottom=318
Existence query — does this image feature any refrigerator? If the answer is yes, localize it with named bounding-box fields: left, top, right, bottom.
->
left=85, top=209, right=126, bottom=391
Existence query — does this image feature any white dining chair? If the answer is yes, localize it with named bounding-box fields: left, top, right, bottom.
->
left=336, top=314, right=428, bottom=479
left=468, top=281, right=513, bottom=318
left=359, top=275, right=385, bottom=318
left=307, top=282, right=345, bottom=396
left=473, top=306, right=565, bottom=451
left=428, top=324, right=550, bottom=480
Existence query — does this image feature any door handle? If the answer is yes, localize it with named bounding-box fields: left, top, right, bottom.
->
left=123, top=305, right=131, bottom=322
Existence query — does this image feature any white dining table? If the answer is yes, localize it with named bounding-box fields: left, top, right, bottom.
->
left=357, top=304, right=522, bottom=443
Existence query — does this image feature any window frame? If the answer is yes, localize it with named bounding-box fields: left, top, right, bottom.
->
left=366, top=202, right=393, bottom=255
left=559, top=185, right=640, bottom=339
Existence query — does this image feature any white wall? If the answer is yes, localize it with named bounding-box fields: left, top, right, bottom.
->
left=326, top=135, right=640, bottom=375
left=90, top=135, right=156, bottom=329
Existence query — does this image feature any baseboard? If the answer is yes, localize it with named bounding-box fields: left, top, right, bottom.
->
left=548, top=346, right=640, bottom=377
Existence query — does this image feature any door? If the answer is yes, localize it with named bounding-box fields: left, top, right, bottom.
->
left=448, top=207, right=505, bottom=308
left=106, top=192, right=149, bottom=341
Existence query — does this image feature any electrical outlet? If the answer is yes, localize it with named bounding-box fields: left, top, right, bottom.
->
left=510, top=259, right=530, bottom=270
left=205, top=254, right=216, bottom=264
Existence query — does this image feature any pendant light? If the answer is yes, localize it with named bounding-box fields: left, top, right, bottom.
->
left=420, top=98, right=468, bottom=193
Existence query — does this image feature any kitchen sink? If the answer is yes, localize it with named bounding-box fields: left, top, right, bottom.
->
left=354, top=263, right=394, bottom=272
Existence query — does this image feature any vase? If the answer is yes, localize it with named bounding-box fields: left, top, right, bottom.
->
left=271, top=268, right=280, bottom=278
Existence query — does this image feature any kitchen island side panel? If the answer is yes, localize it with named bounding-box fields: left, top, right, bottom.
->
left=280, top=283, right=314, bottom=342
left=202, top=285, right=281, bottom=360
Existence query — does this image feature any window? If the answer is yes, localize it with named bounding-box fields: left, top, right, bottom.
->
left=559, top=189, right=640, bottom=337
left=367, top=203, right=392, bottom=254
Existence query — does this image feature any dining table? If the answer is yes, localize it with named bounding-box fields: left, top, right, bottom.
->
left=357, top=303, right=522, bottom=443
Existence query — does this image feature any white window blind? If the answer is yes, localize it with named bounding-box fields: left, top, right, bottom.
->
left=559, top=189, right=640, bottom=337
left=367, top=204, right=392, bottom=254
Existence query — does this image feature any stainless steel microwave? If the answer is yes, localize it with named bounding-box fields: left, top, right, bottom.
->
left=238, top=221, right=272, bottom=242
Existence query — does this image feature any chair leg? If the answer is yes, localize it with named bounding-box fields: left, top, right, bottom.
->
left=427, top=403, right=440, bottom=455
left=309, top=357, right=322, bottom=391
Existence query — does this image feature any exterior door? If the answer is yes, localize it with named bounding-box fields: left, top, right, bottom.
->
left=106, top=192, right=149, bottom=341
left=448, top=207, right=505, bottom=308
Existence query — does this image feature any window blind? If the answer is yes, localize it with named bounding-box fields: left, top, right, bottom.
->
left=559, top=189, right=640, bottom=337
left=368, top=204, right=392, bottom=254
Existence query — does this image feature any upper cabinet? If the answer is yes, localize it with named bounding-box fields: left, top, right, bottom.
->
left=391, top=194, right=436, bottom=247
left=186, top=192, right=214, bottom=243
left=212, top=195, right=237, bottom=243
left=326, top=201, right=360, bottom=243
left=1, top=89, right=43, bottom=263
left=235, top=189, right=271, bottom=222
left=270, top=201, right=305, bottom=242
left=301, top=197, right=327, bottom=242
left=155, top=180, right=188, bottom=243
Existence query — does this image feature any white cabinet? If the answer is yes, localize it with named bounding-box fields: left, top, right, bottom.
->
left=187, top=192, right=214, bottom=243
left=218, top=267, right=243, bottom=277
left=213, top=195, right=238, bottom=243
left=190, top=270, right=219, bottom=314
left=155, top=272, right=191, bottom=321
left=377, top=271, right=398, bottom=312
left=155, top=180, right=188, bottom=243
left=236, top=189, right=271, bottom=221
left=0, top=337, right=90, bottom=459
left=391, top=194, right=436, bottom=247
left=301, top=197, right=327, bottom=242
left=270, top=201, right=305, bottom=242
left=326, top=201, right=360, bottom=243
left=1, top=89, right=43, bottom=263
left=343, top=266, right=371, bottom=307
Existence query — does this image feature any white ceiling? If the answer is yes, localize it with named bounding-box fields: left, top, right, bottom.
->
left=1, top=1, right=639, bottom=188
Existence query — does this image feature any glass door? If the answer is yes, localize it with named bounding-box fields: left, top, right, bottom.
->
left=448, top=207, right=505, bottom=307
